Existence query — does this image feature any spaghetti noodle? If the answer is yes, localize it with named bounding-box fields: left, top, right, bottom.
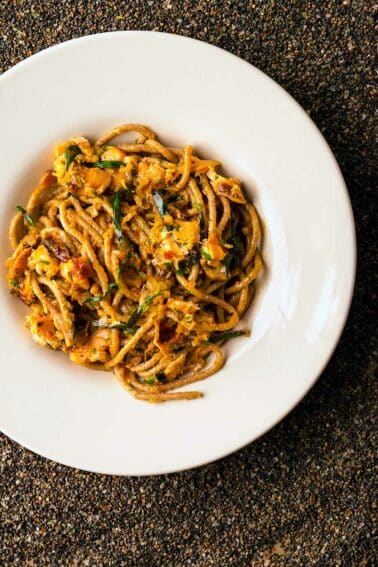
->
left=6, top=124, right=263, bottom=402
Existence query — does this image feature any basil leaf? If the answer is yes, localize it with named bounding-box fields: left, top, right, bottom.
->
left=153, top=191, right=167, bottom=217
left=116, top=260, right=128, bottom=282
left=207, top=330, right=245, bottom=344
left=176, top=250, right=199, bottom=276
left=84, top=282, right=118, bottom=304
left=109, top=324, right=137, bottom=335
left=85, top=160, right=124, bottom=169
left=223, top=211, right=243, bottom=275
left=16, top=205, right=35, bottom=226
left=126, top=291, right=162, bottom=329
left=84, top=296, right=102, bottom=304
left=106, top=282, right=118, bottom=294
left=65, top=145, right=81, bottom=170
left=194, top=203, right=206, bottom=238
left=113, top=190, right=124, bottom=245
left=10, top=278, right=20, bottom=289
left=175, top=266, right=187, bottom=276
left=188, top=249, right=200, bottom=267
left=139, top=291, right=162, bottom=315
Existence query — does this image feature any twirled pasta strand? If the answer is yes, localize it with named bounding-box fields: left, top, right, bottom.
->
left=6, top=123, right=263, bottom=402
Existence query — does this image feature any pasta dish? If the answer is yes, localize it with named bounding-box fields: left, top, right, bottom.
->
left=6, top=124, right=263, bottom=402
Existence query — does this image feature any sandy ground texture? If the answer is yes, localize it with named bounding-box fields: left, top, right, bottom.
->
left=0, top=1, right=376, bottom=565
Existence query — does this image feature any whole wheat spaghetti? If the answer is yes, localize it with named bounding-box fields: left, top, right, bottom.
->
left=6, top=124, right=263, bottom=402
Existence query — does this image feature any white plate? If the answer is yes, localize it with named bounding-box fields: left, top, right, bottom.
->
left=0, top=32, right=356, bottom=475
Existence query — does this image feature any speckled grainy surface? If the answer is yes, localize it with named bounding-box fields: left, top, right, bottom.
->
left=0, top=1, right=376, bottom=565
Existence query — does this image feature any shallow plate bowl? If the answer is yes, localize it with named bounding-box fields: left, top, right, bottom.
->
left=0, top=32, right=356, bottom=475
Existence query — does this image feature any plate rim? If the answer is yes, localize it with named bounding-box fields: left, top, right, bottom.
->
left=0, top=31, right=357, bottom=475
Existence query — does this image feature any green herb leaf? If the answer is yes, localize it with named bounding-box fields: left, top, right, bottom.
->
left=200, top=248, right=212, bottom=262
left=142, top=376, right=157, bottom=385
left=106, top=282, right=118, bottom=294
left=223, top=211, right=243, bottom=275
left=84, top=295, right=102, bottom=304
left=193, top=203, right=206, bottom=237
left=108, top=291, right=162, bottom=335
left=84, top=282, right=118, bottom=304
left=10, top=278, right=20, bottom=289
left=176, top=250, right=200, bottom=276
left=156, top=372, right=167, bottom=383
left=113, top=190, right=124, bottom=245
left=109, top=323, right=137, bottom=335
left=188, top=249, right=200, bottom=266
left=207, top=330, right=245, bottom=344
left=16, top=205, right=35, bottom=226
left=126, top=291, right=162, bottom=329
left=65, top=145, right=81, bottom=170
left=116, top=260, right=128, bottom=282
left=153, top=191, right=167, bottom=217
left=67, top=191, right=80, bottom=200
left=85, top=160, right=124, bottom=169
left=143, top=372, right=167, bottom=385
